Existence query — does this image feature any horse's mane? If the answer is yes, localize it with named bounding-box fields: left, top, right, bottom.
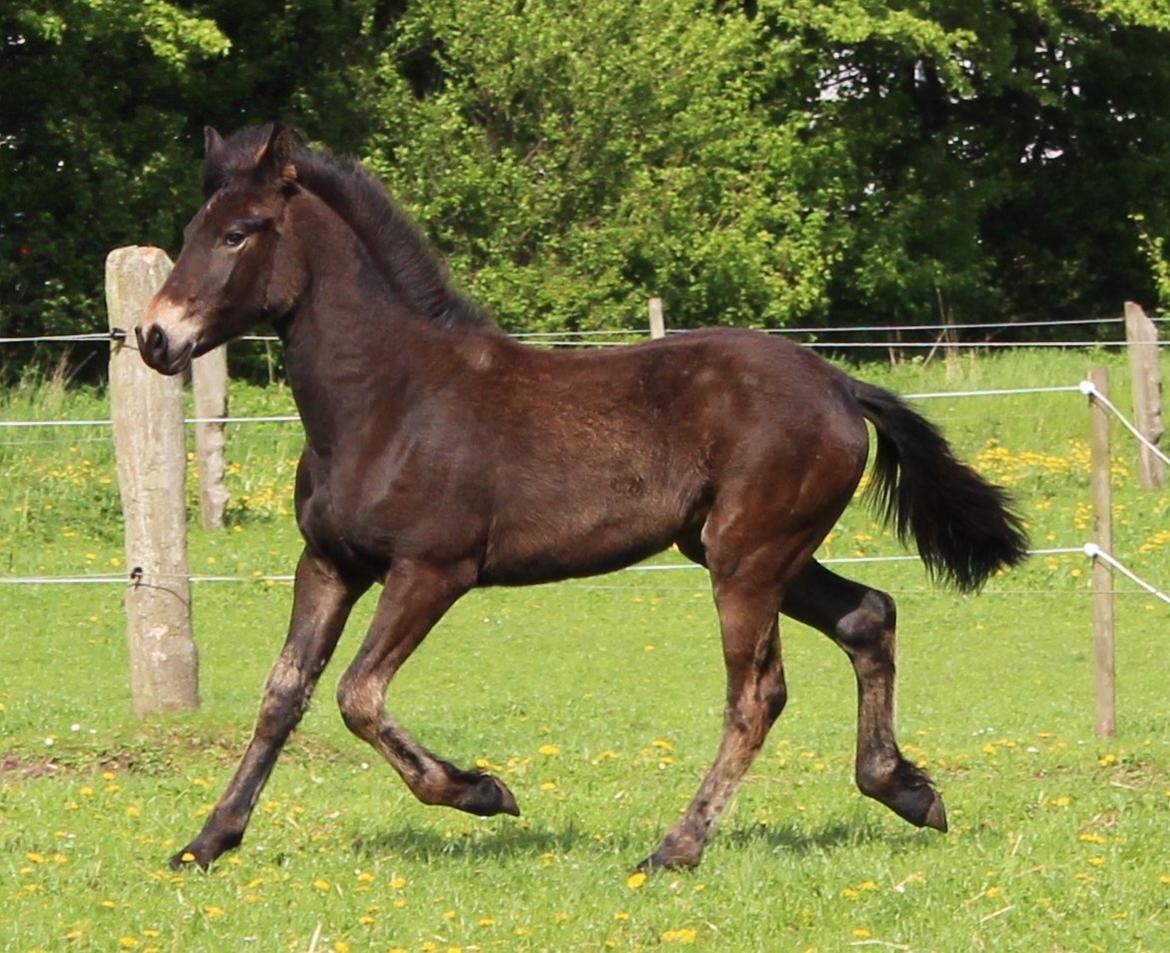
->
left=202, top=125, right=493, bottom=330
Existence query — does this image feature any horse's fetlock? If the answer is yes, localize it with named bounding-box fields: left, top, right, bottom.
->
left=855, top=752, right=899, bottom=799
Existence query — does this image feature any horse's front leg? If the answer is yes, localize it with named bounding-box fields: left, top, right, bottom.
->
left=336, top=559, right=520, bottom=817
left=170, top=550, right=369, bottom=869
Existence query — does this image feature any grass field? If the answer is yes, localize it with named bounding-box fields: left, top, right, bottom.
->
left=1, top=348, right=1169, bottom=952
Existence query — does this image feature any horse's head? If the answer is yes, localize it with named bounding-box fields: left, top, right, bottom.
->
left=137, top=123, right=304, bottom=374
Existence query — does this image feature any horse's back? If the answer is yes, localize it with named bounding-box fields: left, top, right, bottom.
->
left=475, top=328, right=868, bottom=584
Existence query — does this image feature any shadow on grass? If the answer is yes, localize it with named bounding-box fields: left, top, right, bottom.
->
left=720, top=815, right=941, bottom=858
left=351, top=821, right=587, bottom=863
left=349, top=812, right=931, bottom=868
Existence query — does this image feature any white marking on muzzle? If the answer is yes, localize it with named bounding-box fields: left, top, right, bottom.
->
left=140, top=292, right=201, bottom=351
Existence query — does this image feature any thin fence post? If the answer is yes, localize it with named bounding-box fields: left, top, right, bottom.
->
left=648, top=297, right=665, bottom=340
left=1088, top=366, right=1115, bottom=738
left=1124, top=301, right=1164, bottom=489
left=106, top=246, right=199, bottom=716
left=192, top=345, right=230, bottom=530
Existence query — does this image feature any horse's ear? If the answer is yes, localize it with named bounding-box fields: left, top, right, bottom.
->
left=253, top=122, right=298, bottom=186
left=201, top=127, right=229, bottom=196
left=204, top=126, right=226, bottom=160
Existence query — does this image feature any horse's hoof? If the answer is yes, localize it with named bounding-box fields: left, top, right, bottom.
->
left=923, top=793, right=948, bottom=833
left=633, top=839, right=703, bottom=874
left=458, top=773, right=520, bottom=818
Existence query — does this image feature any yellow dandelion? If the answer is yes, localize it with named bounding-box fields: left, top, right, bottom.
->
left=852, top=928, right=871, bottom=939
left=1079, top=833, right=1106, bottom=844
left=627, top=871, right=648, bottom=889
left=202, top=905, right=225, bottom=918
left=389, top=874, right=406, bottom=889
left=538, top=744, right=560, bottom=756
left=313, top=878, right=331, bottom=891
left=661, top=927, right=698, bottom=943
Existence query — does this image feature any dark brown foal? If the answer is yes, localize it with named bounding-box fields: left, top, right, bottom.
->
left=134, top=124, right=1026, bottom=873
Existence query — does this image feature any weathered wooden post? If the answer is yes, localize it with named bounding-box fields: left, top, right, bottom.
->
left=648, top=297, right=665, bottom=340
left=192, top=346, right=230, bottom=530
left=1124, top=301, right=1163, bottom=489
left=1088, top=366, right=1115, bottom=738
left=106, top=246, right=200, bottom=715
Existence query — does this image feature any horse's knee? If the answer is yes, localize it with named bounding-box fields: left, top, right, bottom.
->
left=255, top=655, right=313, bottom=739
left=336, top=669, right=382, bottom=739
left=837, top=588, right=896, bottom=647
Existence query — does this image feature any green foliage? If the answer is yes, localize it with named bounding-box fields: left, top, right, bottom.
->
left=4, top=1, right=1170, bottom=361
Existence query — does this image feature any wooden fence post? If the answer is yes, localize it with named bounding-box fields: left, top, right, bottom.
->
left=1124, top=301, right=1164, bottom=489
left=192, top=346, right=229, bottom=530
left=106, top=246, right=199, bottom=716
left=1088, top=366, right=1115, bottom=738
left=648, top=297, right=665, bottom=340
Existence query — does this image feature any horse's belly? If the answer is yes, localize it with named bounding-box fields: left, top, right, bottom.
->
left=478, top=500, right=682, bottom=586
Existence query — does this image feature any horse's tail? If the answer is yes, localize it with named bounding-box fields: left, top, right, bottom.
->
left=852, top=380, right=1028, bottom=592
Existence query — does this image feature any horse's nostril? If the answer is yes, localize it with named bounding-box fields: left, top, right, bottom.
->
left=137, top=324, right=170, bottom=366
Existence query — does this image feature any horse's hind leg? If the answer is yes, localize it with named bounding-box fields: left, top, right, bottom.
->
left=335, top=559, right=520, bottom=818
left=638, top=561, right=795, bottom=871
left=783, top=560, right=947, bottom=832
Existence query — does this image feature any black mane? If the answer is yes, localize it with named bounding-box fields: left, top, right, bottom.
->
left=203, top=125, right=492, bottom=330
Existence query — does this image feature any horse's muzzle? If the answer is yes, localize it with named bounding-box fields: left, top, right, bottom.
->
left=136, top=322, right=195, bottom=375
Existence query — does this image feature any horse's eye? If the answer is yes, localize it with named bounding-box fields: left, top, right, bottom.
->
left=224, top=230, right=247, bottom=248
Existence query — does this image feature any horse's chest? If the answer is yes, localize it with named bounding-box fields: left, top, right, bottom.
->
left=296, top=468, right=393, bottom=572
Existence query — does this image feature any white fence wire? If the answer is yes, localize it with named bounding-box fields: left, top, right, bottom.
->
left=0, top=328, right=1167, bottom=604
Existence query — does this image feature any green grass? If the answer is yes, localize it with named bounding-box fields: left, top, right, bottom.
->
left=2, top=349, right=1169, bottom=952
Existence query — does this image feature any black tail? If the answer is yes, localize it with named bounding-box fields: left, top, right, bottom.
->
left=852, top=380, right=1028, bottom=592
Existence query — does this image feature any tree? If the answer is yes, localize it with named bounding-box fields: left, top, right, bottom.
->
left=3, top=0, right=1170, bottom=365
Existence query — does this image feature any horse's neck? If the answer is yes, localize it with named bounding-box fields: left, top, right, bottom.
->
left=280, top=218, right=433, bottom=455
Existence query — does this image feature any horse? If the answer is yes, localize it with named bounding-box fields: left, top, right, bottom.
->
left=136, top=123, right=1027, bottom=873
